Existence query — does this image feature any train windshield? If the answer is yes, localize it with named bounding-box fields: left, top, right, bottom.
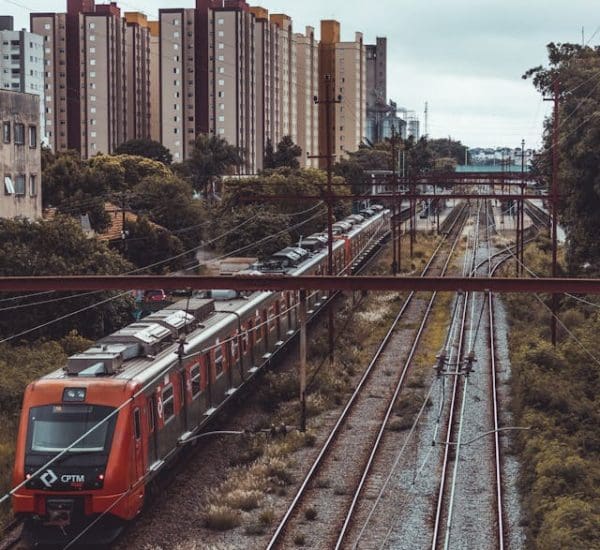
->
left=27, top=404, right=116, bottom=454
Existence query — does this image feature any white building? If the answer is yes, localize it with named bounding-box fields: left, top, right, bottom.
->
left=0, top=17, right=45, bottom=140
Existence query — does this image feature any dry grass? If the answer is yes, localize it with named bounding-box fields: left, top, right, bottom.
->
left=204, top=505, right=241, bottom=531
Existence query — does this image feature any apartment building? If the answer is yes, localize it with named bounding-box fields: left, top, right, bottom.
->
left=1, top=90, right=42, bottom=219
left=159, top=8, right=197, bottom=162
left=32, top=1, right=150, bottom=157
left=294, top=26, right=319, bottom=166
left=148, top=20, right=160, bottom=142
left=0, top=17, right=45, bottom=139
left=270, top=14, right=296, bottom=144
left=318, top=20, right=366, bottom=168
left=124, top=12, right=151, bottom=142
left=192, top=0, right=256, bottom=172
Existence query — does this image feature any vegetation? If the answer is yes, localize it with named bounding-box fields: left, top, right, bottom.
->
left=178, top=134, right=242, bottom=197
left=524, top=42, right=600, bottom=275
left=0, top=217, right=134, bottom=342
left=264, top=136, right=303, bottom=169
left=504, top=240, right=600, bottom=548
left=204, top=167, right=351, bottom=258
left=114, top=138, right=173, bottom=164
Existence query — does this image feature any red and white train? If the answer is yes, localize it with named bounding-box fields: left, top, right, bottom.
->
left=11, top=206, right=390, bottom=545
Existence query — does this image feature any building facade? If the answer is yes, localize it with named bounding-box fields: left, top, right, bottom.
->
left=318, top=20, right=366, bottom=169
left=0, top=17, right=45, bottom=138
left=294, top=26, right=319, bottom=166
left=32, top=2, right=150, bottom=158
left=1, top=90, right=42, bottom=219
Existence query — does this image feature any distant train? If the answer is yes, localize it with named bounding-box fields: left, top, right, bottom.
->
left=11, top=207, right=391, bottom=545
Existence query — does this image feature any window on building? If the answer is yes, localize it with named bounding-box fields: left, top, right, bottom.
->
left=218, top=43, right=224, bottom=49
left=28, top=126, right=36, bottom=148
left=89, top=22, right=95, bottom=29
left=173, top=31, right=180, bottom=38
left=90, top=59, right=96, bottom=66
left=218, top=66, right=224, bottom=73
left=89, top=71, right=96, bottom=78
left=2, top=122, right=10, bottom=143
left=217, top=18, right=224, bottom=25
left=218, top=115, right=224, bottom=122
left=4, top=176, right=14, bottom=195
left=44, top=23, right=51, bottom=30
left=14, top=175, right=25, bottom=196
left=14, top=124, right=24, bottom=145
left=218, top=79, right=224, bottom=86
left=218, top=128, right=225, bottom=134
left=218, top=30, right=224, bottom=37
left=29, top=175, right=37, bottom=196
left=218, top=55, right=224, bottom=61
left=90, top=47, right=95, bottom=53
left=219, top=103, right=224, bottom=110
left=89, top=35, right=95, bottom=42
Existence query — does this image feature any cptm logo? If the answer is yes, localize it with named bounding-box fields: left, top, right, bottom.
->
left=40, top=469, right=58, bottom=488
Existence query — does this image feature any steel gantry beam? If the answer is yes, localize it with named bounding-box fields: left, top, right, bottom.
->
left=2, top=276, right=600, bottom=294
left=243, top=193, right=549, bottom=202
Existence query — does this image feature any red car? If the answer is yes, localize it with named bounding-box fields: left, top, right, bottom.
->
left=143, top=290, right=167, bottom=302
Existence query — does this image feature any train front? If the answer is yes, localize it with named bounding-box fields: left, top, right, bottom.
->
left=11, top=378, right=137, bottom=546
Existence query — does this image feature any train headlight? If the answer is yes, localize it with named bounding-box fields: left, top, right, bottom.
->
left=63, top=388, right=86, bottom=402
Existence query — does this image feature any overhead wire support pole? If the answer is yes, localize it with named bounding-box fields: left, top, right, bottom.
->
left=390, top=124, right=399, bottom=275
left=310, top=73, right=342, bottom=366
left=544, top=78, right=560, bottom=345
left=520, top=139, right=526, bottom=277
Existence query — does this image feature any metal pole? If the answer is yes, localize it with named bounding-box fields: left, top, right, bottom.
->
left=299, top=289, right=307, bottom=431
left=391, top=126, right=398, bottom=275
left=325, top=74, right=336, bottom=365
left=520, top=139, right=525, bottom=276
left=551, top=79, right=560, bottom=346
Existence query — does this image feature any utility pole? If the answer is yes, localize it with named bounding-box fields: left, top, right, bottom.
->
left=311, top=73, right=342, bottom=365
left=543, top=78, right=560, bottom=345
left=390, top=124, right=399, bottom=275
left=519, top=139, right=526, bottom=276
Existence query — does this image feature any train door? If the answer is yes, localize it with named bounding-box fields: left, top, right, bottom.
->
left=133, top=407, right=143, bottom=481
left=247, top=318, right=256, bottom=367
left=203, top=351, right=213, bottom=409
left=179, top=370, right=188, bottom=431
left=147, top=397, right=158, bottom=466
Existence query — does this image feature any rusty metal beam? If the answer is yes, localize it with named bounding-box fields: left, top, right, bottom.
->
left=2, top=276, right=600, bottom=294
left=244, top=193, right=550, bottom=201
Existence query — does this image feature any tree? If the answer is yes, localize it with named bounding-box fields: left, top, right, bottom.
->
left=428, top=137, right=469, bottom=166
left=0, top=217, right=134, bottom=341
left=115, top=217, right=185, bottom=274
left=524, top=42, right=600, bottom=274
left=115, top=138, right=173, bottom=165
left=264, top=138, right=275, bottom=169
left=130, top=174, right=207, bottom=249
left=272, top=135, right=302, bottom=169
left=206, top=167, right=351, bottom=258
left=180, top=134, right=242, bottom=197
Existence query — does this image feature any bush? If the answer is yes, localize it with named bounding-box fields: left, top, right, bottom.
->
left=294, top=533, right=306, bottom=546
left=223, top=489, right=262, bottom=511
left=204, top=505, right=241, bottom=531
left=304, top=507, right=317, bottom=520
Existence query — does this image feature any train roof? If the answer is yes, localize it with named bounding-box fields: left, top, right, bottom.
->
left=37, top=208, right=389, bottom=388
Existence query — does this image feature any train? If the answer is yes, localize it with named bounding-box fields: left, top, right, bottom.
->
left=11, top=206, right=391, bottom=545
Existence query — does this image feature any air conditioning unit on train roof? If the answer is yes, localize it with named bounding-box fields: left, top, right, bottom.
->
left=145, top=309, right=196, bottom=337
left=100, top=322, right=173, bottom=358
left=164, top=297, right=215, bottom=324
left=66, top=343, right=129, bottom=375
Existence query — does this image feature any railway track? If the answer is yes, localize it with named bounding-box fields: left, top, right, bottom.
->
left=266, top=204, right=469, bottom=549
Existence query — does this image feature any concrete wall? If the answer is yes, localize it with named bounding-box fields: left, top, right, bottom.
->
left=0, top=90, right=42, bottom=219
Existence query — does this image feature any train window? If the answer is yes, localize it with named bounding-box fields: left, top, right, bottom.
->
left=215, top=344, right=224, bottom=377
left=162, top=385, right=174, bottom=422
left=241, top=329, right=249, bottom=354
left=190, top=364, right=201, bottom=398
left=134, top=408, right=141, bottom=440
left=268, top=306, right=276, bottom=332
left=254, top=314, right=262, bottom=343
left=148, top=399, right=154, bottom=431
left=231, top=334, right=238, bottom=358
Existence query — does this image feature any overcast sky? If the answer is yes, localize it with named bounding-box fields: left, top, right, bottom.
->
left=7, top=0, right=600, bottom=148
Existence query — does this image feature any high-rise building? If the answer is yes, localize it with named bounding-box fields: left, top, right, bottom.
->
left=124, top=12, right=151, bottom=142
left=148, top=20, right=160, bottom=142
left=1, top=89, right=42, bottom=219
left=0, top=17, right=45, bottom=139
left=318, top=20, right=366, bottom=169
left=159, top=8, right=197, bottom=163
left=32, top=1, right=151, bottom=157
left=194, top=0, right=257, bottom=173
left=270, top=14, right=296, bottom=144
left=294, top=26, right=319, bottom=166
